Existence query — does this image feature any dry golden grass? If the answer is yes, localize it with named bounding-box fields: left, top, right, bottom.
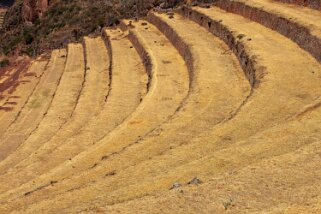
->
left=0, top=1, right=320, bottom=213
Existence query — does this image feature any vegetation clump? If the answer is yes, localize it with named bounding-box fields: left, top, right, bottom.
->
left=0, top=0, right=174, bottom=56
left=0, top=58, right=9, bottom=67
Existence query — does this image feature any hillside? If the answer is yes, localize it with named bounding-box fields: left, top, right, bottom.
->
left=0, top=0, right=167, bottom=56
left=0, top=0, right=320, bottom=213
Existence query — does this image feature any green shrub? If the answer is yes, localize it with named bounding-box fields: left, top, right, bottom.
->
left=0, top=59, right=9, bottom=67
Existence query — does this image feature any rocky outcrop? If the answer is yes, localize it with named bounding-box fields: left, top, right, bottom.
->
left=22, top=0, right=49, bottom=22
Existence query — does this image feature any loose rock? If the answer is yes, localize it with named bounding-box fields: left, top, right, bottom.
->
left=169, top=182, right=182, bottom=190
left=187, top=177, right=202, bottom=185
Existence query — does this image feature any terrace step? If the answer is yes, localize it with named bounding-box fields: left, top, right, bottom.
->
left=0, top=12, right=253, bottom=210
left=0, top=59, right=30, bottom=105
left=0, top=1, right=320, bottom=212
left=0, top=49, right=66, bottom=161
left=93, top=120, right=321, bottom=213
left=6, top=7, right=321, bottom=211
left=0, top=30, right=147, bottom=189
left=0, top=37, right=110, bottom=172
left=0, top=19, right=189, bottom=204
left=0, top=44, right=85, bottom=176
left=0, top=12, right=252, bottom=210
left=213, top=0, right=321, bottom=62
left=0, top=58, right=47, bottom=136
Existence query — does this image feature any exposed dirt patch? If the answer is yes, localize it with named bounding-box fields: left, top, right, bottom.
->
left=0, top=56, right=30, bottom=94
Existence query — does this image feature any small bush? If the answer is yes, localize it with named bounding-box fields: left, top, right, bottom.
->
left=0, top=58, right=9, bottom=67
